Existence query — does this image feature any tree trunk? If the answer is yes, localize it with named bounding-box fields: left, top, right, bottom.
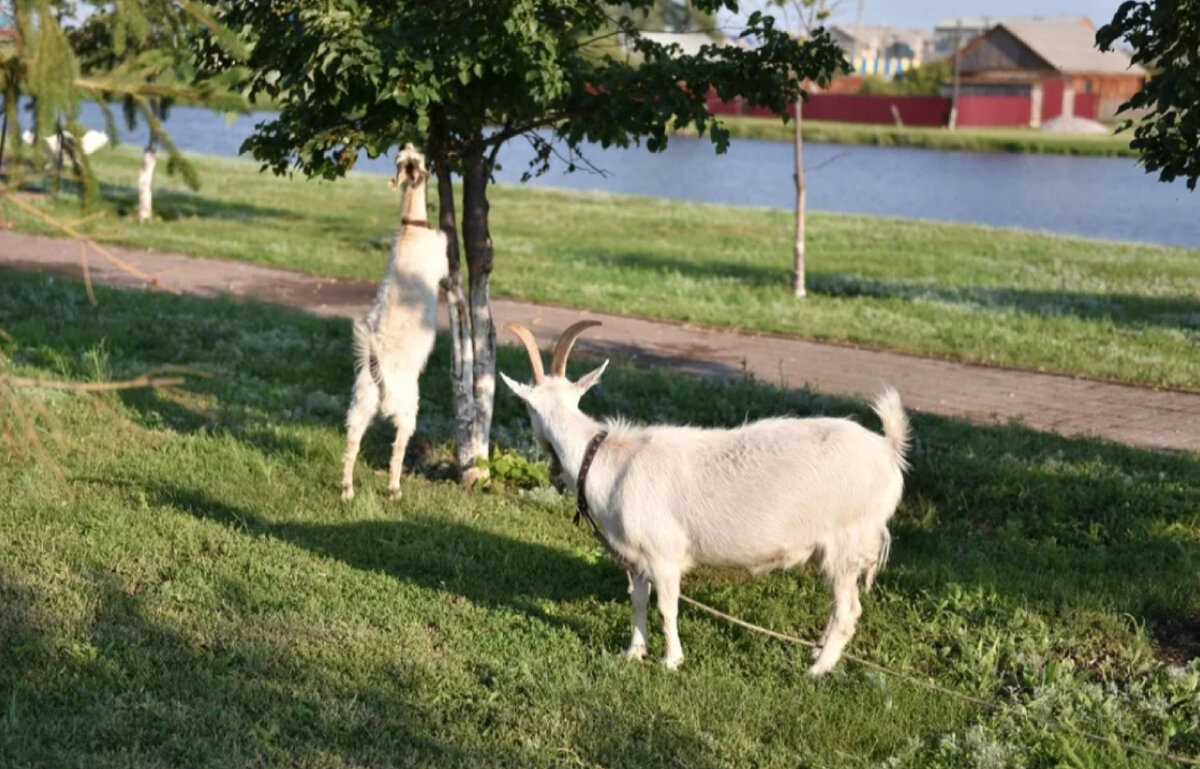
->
left=792, top=96, right=807, bottom=299
left=137, top=142, right=157, bottom=223
left=437, top=158, right=483, bottom=484
left=459, top=149, right=495, bottom=486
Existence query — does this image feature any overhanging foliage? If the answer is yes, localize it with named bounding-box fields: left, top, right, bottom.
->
left=1097, top=0, right=1200, bottom=190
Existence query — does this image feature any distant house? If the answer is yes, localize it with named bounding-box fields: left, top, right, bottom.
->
left=931, top=14, right=1085, bottom=58
left=830, top=25, right=931, bottom=79
left=953, top=19, right=1145, bottom=120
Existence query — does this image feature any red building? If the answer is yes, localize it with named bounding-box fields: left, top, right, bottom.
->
left=953, top=18, right=1146, bottom=123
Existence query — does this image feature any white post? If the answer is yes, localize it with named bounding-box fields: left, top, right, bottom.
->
left=137, top=146, right=157, bottom=223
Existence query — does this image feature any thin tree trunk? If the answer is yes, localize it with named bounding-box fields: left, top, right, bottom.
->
left=460, top=149, right=495, bottom=486
left=137, top=139, right=157, bottom=223
left=792, top=96, right=807, bottom=299
left=0, top=104, right=8, bottom=171
left=437, top=157, right=483, bottom=484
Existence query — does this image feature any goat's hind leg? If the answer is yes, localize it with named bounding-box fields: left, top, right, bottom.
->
left=383, top=381, right=419, bottom=501
left=810, top=570, right=862, bottom=677
left=653, top=566, right=684, bottom=670
left=342, top=369, right=379, bottom=500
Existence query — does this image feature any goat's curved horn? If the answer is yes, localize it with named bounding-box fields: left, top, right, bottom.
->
left=505, top=324, right=545, bottom=383
left=550, top=320, right=601, bottom=377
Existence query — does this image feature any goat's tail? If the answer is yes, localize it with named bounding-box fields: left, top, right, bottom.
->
left=352, top=320, right=384, bottom=387
left=871, top=386, right=911, bottom=472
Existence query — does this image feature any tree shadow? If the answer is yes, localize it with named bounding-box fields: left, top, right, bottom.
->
left=810, top=273, right=1200, bottom=333
left=570, top=248, right=1200, bottom=333
left=94, top=180, right=302, bottom=222
left=0, top=562, right=734, bottom=768
left=0, top=567, right=643, bottom=768
left=150, top=483, right=624, bottom=633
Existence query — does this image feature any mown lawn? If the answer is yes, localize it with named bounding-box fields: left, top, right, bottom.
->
left=716, top=116, right=1137, bottom=157
left=1, top=269, right=1198, bottom=767
left=5, top=148, right=1200, bottom=391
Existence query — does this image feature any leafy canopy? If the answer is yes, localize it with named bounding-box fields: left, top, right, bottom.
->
left=1097, top=0, right=1200, bottom=190
left=221, top=0, right=847, bottom=179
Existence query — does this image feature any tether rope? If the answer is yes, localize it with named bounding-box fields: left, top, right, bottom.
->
left=678, top=594, right=1200, bottom=768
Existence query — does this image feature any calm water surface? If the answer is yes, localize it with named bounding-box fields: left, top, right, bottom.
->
left=76, top=103, right=1200, bottom=249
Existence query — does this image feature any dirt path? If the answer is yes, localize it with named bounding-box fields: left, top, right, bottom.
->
left=3, top=231, right=1198, bottom=453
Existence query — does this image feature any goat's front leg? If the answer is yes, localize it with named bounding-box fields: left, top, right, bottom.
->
left=625, top=571, right=651, bottom=661
left=653, top=567, right=684, bottom=670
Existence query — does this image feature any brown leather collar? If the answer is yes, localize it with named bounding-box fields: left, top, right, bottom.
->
left=401, top=218, right=430, bottom=228
left=574, top=431, right=609, bottom=527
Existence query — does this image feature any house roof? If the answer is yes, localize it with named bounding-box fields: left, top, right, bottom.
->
left=933, top=14, right=1092, bottom=32
left=997, top=21, right=1143, bottom=75
left=831, top=24, right=928, bottom=44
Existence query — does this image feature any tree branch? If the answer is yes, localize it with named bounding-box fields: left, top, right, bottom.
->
left=2, top=192, right=173, bottom=292
left=1, top=374, right=188, bottom=392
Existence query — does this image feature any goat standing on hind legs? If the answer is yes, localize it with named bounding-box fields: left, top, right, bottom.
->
left=500, top=322, right=910, bottom=675
left=341, top=145, right=449, bottom=501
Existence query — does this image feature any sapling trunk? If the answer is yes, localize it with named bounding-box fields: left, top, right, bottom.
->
left=460, top=149, right=496, bottom=486
left=137, top=139, right=158, bottom=223
left=437, top=160, right=482, bottom=483
left=792, top=95, right=807, bottom=299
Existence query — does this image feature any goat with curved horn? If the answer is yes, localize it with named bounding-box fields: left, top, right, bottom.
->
left=550, top=320, right=602, bottom=377
left=504, top=324, right=546, bottom=383
left=498, top=315, right=909, bottom=676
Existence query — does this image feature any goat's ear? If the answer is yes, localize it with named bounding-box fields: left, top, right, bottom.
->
left=499, top=371, right=533, bottom=402
left=575, top=360, right=608, bottom=396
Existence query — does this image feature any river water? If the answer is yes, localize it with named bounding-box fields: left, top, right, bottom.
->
left=74, top=103, right=1200, bottom=249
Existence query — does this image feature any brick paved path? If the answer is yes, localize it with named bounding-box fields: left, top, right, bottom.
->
left=2, top=231, right=1198, bottom=453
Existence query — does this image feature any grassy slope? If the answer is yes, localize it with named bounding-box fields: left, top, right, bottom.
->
left=6, top=148, right=1200, bottom=391
left=1, top=270, right=1198, bottom=767
left=716, top=115, right=1137, bottom=157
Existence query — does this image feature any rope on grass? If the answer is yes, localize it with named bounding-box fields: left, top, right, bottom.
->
left=679, top=594, right=1200, bottom=768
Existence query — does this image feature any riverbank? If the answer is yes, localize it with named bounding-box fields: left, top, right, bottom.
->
left=5, top=148, right=1198, bottom=389
left=709, top=115, right=1136, bottom=157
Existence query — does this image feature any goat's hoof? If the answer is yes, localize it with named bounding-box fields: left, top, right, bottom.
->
left=623, top=644, right=647, bottom=662
left=341, top=486, right=355, bottom=501
left=388, top=487, right=402, bottom=501
left=809, top=661, right=835, bottom=678
left=810, top=644, right=824, bottom=661
left=663, top=655, right=684, bottom=671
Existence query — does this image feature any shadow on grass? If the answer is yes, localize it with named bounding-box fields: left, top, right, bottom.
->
left=92, top=180, right=303, bottom=223
left=572, top=248, right=1200, bottom=332
left=152, top=484, right=624, bottom=629
left=2, top=568, right=712, bottom=768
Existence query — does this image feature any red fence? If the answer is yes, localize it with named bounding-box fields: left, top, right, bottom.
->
left=706, top=78, right=1099, bottom=128
left=956, top=95, right=1031, bottom=127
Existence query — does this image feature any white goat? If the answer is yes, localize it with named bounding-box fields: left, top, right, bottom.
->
left=341, top=145, right=448, bottom=501
left=500, top=322, right=910, bottom=675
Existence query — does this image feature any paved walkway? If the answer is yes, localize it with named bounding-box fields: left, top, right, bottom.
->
left=2, top=231, right=1198, bottom=454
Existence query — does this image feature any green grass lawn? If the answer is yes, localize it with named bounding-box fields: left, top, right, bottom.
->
left=5, top=148, right=1200, bottom=391
left=715, top=116, right=1137, bottom=157
left=2, top=270, right=1199, bottom=767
